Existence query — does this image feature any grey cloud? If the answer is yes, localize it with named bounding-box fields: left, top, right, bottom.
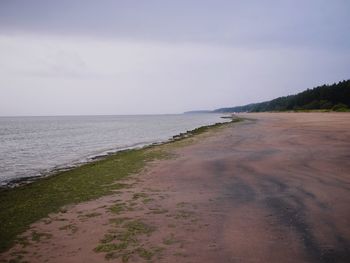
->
left=0, top=0, right=349, bottom=49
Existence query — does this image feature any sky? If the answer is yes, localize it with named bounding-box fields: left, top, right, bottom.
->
left=0, top=0, right=349, bottom=116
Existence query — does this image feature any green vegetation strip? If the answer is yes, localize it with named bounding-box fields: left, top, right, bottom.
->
left=0, top=117, right=241, bottom=253
left=0, top=149, right=165, bottom=252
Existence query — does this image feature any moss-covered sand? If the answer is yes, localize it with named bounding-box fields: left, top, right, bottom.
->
left=0, top=118, right=240, bottom=252
left=0, top=148, right=167, bottom=252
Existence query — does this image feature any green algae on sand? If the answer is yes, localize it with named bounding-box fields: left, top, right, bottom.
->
left=0, top=117, right=242, bottom=253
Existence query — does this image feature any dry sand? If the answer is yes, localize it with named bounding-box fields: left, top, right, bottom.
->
left=2, top=112, right=350, bottom=263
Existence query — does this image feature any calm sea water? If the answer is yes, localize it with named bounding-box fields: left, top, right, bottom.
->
left=0, top=114, right=227, bottom=186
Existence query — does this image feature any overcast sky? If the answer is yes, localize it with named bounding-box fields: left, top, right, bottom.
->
left=0, top=0, right=349, bottom=116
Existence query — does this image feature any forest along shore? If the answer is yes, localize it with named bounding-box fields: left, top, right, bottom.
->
left=1, top=113, right=350, bottom=263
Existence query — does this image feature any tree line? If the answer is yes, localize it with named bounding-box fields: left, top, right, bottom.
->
left=214, top=80, right=350, bottom=113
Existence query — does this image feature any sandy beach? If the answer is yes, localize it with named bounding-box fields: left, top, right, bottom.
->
left=2, top=112, right=350, bottom=263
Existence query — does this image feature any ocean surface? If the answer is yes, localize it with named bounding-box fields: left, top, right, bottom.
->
left=0, top=114, right=228, bottom=186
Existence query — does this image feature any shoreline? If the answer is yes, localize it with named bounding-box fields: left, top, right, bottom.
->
left=0, top=116, right=240, bottom=252
left=1, top=116, right=233, bottom=189
left=1, top=142, right=157, bottom=189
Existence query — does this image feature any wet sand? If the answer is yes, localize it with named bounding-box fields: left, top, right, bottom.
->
left=2, top=112, right=350, bottom=263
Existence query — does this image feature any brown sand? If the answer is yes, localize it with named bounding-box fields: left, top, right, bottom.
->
left=2, top=112, right=350, bottom=263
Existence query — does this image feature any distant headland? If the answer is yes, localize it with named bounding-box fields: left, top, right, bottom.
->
left=187, top=80, right=350, bottom=113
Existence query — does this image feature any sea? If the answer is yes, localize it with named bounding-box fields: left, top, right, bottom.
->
left=0, top=114, right=228, bottom=186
